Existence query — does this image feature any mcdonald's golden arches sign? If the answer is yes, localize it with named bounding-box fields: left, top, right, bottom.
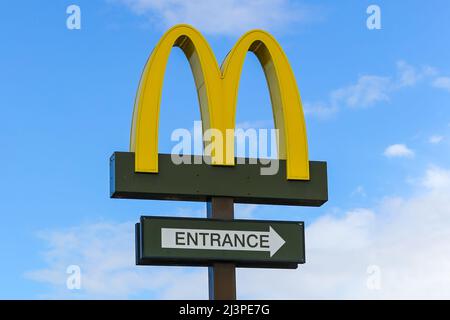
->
left=111, top=24, right=327, bottom=207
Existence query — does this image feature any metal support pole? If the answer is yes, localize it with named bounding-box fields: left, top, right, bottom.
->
left=207, top=197, right=236, bottom=300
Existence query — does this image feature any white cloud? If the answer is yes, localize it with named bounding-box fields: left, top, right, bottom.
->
left=429, top=135, right=444, bottom=145
left=383, top=144, right=414, bottom=158
left=234, top=204, right=259, bottom=219
left=303, top=102, right=338, bottom=119
left=236, top=120, right=273, bottom=130
left=395, top=61, right=437, bottom=88
left=351, top=185, right=367, bottom=198
left=433, top=77, right=450, bottom=92
left=305, top=61, right=446, bottom=119
left=331, top=75, right=391, bottom=109
left=304, top=75, right=392, bottom=118
left=238, top=166, right=450, bottom=299
left=422, top=165, right=450, bottom=189
left=396, top=60, right=421, bottom=87
left=27, top=166, right=450, bottom=299
left=25, top=221, right=208, bottom=299
left=114, top=0, right=314, bottom=35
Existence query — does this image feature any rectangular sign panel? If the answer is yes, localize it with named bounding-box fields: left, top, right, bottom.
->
left=111, top=152, right=328, bottom=206
left=136, top=216, right=305, bottom=269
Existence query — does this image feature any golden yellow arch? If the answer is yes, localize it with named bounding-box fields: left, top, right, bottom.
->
left=130, top=24, right=309, bottom=180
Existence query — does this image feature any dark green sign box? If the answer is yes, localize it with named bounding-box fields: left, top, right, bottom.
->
left=136, top=216, right=305, bottom=269
left=110, top=152, right=328, bottom=206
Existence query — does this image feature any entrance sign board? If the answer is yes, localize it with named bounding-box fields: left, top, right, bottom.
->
left=136, top=216, right=305, bottom=269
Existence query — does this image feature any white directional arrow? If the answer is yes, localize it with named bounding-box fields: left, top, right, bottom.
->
left=268, top=226, right=286, bottom=257
left=161, top=226, right=286, bottom=257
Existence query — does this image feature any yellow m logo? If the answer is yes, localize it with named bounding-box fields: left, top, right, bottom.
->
left=130, top=24, right=309, bottom=180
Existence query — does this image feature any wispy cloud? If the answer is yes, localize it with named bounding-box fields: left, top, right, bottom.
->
left=236, top=120, right=273, bottom=130
left=27, top=166, right=450, bottom=299
left=25, top=221, right=207, bottom=299
left=238, top=166, right=450, bottom=299
left=351, top=185, right=367, bottom=198
left=331, top=75, right=391, bottom=109
left=383, top=144, right=414, bottom=158
left=304, top=74, right=393, bottom=118
left=303, top=102, right=338, bottom=119
left=24, top=205, right=259, bottom=299
left=433, top=77, right=450, bottom=92
left=429, top=135, right=444, bottom=145
left=113, top=0, right=317, bottom=35
left=306, top=61, right=448, bottom=119
left=395, top=60, right=437, bottom=88
left=235, top=204, right=259, bottom=219
left=422, top=165, right=450, bottom=189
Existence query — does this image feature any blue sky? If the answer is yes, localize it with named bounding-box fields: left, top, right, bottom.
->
left=1, top=0, right=450, bottom=299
